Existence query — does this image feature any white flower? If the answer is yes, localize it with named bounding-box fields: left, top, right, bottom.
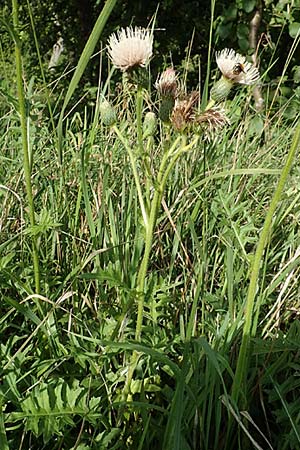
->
left=155, top=67, right=178, bottom=97
left=107, top=26, right=153, bottom=72
left=216, top=48, right=260, bottom=85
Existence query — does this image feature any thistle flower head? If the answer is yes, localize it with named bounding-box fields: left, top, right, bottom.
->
left=171, top=91, right=199, bottom=131
left=216, top=48, right=260, bottom=85
left=107, top=26, right=153, bottom=72
left=196, top=107, right=229, bottom=136
left=155, top=67, right=178, bottom=98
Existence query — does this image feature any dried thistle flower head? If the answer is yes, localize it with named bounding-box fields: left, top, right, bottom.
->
left=171, top=91, right=199, bottom=131
left=155, top=68, right=178, bottom=98
left=107, top=26, right=153, bottom=72
left=196, top=107, right=229, bottom=135
left=216, top=48, right=260, bottom=85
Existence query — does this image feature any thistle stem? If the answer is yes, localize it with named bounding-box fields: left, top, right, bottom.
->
left=135, top=135, right=198, bottom=341
left=122, top=135, right=197, bottom=401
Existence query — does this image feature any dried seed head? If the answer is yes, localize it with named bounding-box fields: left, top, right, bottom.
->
left=196, top=107, right=229, bottom=131
left=171, top=91, right=200, bottom=131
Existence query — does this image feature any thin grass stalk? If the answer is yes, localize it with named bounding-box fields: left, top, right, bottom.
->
left=136, top=84, right=144, bottom=154
left=0, top=396, right=9, bottom=450
left=186, top=275, right=202, bottom=341
left=26, top=0, right=57, bottom=138
left=81, top=143, right=96, bottom=239
left=201, top=0, right=215, bottom=109
left=12, top=0, right=40, bottom=293
left=57, top=0, right=117, bottom=162
left=231, top=121, right=300, bottom=406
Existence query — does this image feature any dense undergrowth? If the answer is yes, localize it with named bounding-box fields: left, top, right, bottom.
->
left=1, top=2, right=300, bottom=450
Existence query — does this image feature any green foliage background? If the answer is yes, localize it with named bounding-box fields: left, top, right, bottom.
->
left=1, top=1, right=300, bottom=449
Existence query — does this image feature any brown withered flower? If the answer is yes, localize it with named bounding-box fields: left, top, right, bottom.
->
left=171, top=91, right=200, bottom=131
left=196, top=107, right=229, bottom=131
left=196, top=107, right=229, bottom=140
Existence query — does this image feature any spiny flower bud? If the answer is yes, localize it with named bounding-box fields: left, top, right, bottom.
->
left=159, top=96, right=175, bottom=123
left=155, top=67, right=178, bottom=98
left=210, top=76, right=233, bottom=102
left=99, top=99, right=116, bottom=126
left=143, top=111, right=157, bottom=138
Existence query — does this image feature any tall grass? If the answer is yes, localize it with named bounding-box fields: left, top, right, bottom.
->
left=0, top=4, right=300, bottom=450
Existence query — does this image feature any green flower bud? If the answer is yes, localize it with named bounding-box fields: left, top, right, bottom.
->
left=210, top=76, right=234, bottom=102
left=143, top=111, right=157, bottom=138
left=99, top=99, right=117, bottom=126
left=159, top=96, right=175, bottom=123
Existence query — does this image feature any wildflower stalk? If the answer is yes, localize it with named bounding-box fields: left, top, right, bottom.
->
left=231, top=121, right=300, bottom=407
left=12, top=0, right=40, bottom=293
left=122, top=135, right=195, bottom=402
left=135, top=134, right=199, bottom=341
left=134, top=144, right=175, bottom=341
left=120, top=135, right=200, bottom=404
left=113, top=125, right=149, bottom=228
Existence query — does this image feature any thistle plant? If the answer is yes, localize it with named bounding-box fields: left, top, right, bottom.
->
left=103, top=26, right=260, bottom=397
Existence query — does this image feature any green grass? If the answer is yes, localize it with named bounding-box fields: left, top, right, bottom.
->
left=1, top=5, right=300, bottom=450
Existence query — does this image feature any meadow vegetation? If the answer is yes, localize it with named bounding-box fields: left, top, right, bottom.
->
left=1, top=1, right=300, bottom=449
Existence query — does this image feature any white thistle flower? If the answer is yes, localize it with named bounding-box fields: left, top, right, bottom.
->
left=155, top=67, right=178, bottom=97
left=216, top=48, right=260, bottom=85
left=107, top=26, right=153, bottom=72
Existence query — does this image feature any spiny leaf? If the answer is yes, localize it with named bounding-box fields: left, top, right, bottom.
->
left=6, top=378, right=102, bottom=443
